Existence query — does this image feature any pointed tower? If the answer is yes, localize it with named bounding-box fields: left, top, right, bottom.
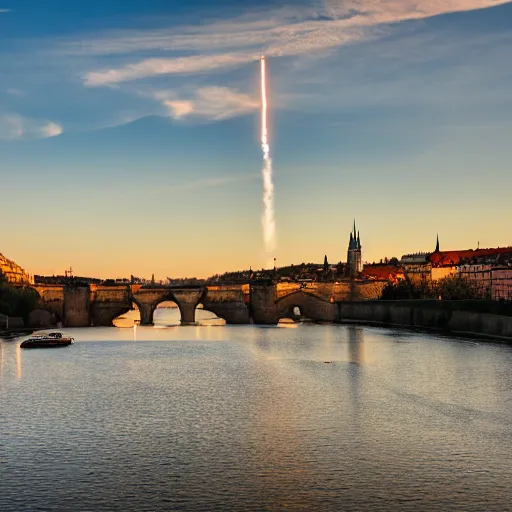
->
left=347, top=220, right=363, bottom=277
left=435, top=234, right=440, bottom=253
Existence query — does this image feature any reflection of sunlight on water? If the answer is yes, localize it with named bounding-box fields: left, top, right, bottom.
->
left=113, top=305, right=225, bottom=328
left=16, top=343, right=22, bottom=379
left=3, top=325, right=512, bottom=510
left=277, top=321, right=300, bottom=329
left=347, top=326, right=366, bottom=366
left=0, top=340, right=23, bottom=379
left=113, top=307, right=140, bottom=328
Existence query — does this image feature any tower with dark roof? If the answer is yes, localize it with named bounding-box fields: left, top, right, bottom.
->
left=347, top=220, right=363, bottom=277
left=435, top=234, right=440, bottom=253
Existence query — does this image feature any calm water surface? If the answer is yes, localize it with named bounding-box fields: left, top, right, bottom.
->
left=1, top=310, right=512, bottom=511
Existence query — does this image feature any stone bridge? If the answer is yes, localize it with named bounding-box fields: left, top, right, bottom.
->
left=30, top=280, right=386, bottom=327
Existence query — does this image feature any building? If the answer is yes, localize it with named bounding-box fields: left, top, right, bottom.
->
left=0, top=252, right=33, bottom=284
left=347, top=220, right=363, bottom=277
left=400, top=235, right=512, bottom=298
left=400, top=252, right=429, bottom=265
left=362, top=264, right=404, bottom=283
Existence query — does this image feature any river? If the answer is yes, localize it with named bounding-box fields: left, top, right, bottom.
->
left=1, top=310, right=512, bottom=511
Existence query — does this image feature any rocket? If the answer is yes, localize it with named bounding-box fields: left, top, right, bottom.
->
left=261, top=55, right=265, bottom=61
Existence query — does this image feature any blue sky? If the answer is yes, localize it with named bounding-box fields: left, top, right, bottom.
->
left=1, top=0, right=511, bottom=278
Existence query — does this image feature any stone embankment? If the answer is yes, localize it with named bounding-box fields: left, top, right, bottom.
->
left=337, top=300, right=512, bottom=341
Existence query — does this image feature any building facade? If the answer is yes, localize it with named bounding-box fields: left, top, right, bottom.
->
left=0, top=253, right=33, bottom=284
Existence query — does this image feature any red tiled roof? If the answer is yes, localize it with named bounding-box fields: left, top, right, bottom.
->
left=362, top=265, right=402, bottom=280
left=429, top=247, right=512, bottom=267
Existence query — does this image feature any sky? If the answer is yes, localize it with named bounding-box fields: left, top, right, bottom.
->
left=1, top=0, right=512, bottom=279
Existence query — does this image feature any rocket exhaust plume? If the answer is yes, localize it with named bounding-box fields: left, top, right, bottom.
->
left=260, top=55, right=276, bottom=268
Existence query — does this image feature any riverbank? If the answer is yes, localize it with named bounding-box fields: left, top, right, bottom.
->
left=0, top=327, right=34, bottom=339
left=337, top=300, right=512, bottom=342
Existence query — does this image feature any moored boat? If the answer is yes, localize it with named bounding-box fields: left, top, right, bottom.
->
left=20, top=332, right=74, bottom=349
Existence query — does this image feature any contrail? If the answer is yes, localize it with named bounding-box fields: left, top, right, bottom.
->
left=260, top=55, right=276, bottom=268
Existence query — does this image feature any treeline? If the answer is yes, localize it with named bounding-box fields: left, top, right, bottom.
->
left=0, top=271, right=40, bottom=320
left=381, top=275, right=488, bottom=301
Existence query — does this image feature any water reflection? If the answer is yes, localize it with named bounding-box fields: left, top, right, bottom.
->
left=114, top=304, right=226, bottom=328
left=16, top=343, right=22, bottom=379
left=2, top=325, right=512, bottom=510
left=347, top=326, right=365, bottom=366
left=0, top=337, right=23, bottom=380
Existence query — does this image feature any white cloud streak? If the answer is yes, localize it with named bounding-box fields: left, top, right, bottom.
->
left=82, top=0, right=511, bottom=86
left=0, top=114, right=63, bottom=141
left=154, top=86, right=259, bottom=120
left=0, top=9, right=11, bottom=13
left=84, top=53, right=253, bottom=86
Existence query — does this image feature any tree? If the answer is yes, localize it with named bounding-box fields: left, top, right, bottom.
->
left=380, top=276, right=436, bottom=300
left=435, top=275, right=484, bottom=300
left=381, top=274, right=484, bottom=301
left=0, top=272, right=40, bottom=322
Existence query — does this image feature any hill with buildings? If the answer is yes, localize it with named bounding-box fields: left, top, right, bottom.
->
left=0, top=253, right=32, bottom=284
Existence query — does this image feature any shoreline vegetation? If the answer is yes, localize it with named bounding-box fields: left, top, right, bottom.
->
left=0, top=270, right=39, bottom=328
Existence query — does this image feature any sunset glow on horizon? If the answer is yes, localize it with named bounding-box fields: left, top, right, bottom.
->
left=1, top=0, right=511, bottom=280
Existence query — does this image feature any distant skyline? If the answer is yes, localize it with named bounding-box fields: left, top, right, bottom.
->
left=1, top=0, right=512, bottom=279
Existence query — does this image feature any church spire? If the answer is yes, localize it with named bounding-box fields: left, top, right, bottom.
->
left=435, top=234, right=440, bottom=253
left=347, top=220, right=363, bottom=277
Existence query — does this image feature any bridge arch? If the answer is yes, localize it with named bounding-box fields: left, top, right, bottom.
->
left=150, top=292, right=181, bottom=325
left=278, top=305, right=304, bottom=323
left=201, top=288, right=251, bottom=324
left=112, top=299, right=145, bottom=328
left=275, top=290, right=338, bottom=323
left=148, top=289, right=205, bottom=325
left=153, top=299, right=182, bottom=326
left=194, top=303, right=226, bottom=326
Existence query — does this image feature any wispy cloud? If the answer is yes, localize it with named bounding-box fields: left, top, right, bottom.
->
left=84, top=53, right=253, bottom=86
left=40, top=121, right=63, bottom=138
left=154, top=86, right=259, bottom=120
left=6, top=88, right=24, bottom=97
left=0, top=113, right=63, bottom=141
left=81, top=0, right=511, bottom=86
left=0, top=9, right=11, bottom=13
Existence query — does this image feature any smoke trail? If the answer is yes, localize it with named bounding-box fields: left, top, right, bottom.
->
left=260, top=56, right=276, bottom=267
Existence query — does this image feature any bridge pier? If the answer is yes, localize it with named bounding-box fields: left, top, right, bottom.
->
left=172, top=290, right=204, bottom=325
left=202, top=288, right=250, bottom=324
left=138, top=303, right=153, bottom=326
left=250, top=283, right=279, bottom=325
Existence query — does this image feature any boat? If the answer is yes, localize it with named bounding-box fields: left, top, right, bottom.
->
left=20, top=332, right=74, bottom=349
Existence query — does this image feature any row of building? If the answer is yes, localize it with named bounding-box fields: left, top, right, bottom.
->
left=2, top=224, right=512, bottom=300
left=350, top=227, right=512, bottom=300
